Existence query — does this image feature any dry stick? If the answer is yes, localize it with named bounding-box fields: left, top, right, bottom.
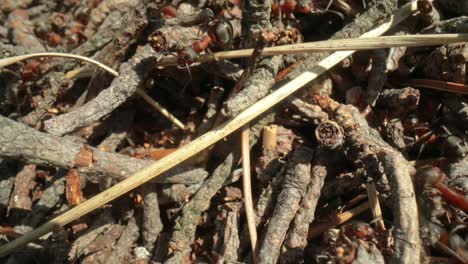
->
left=257, top=145, right=313, bottom=263
left=0, top=115, right=207, bottom=184
left=435, top=241, right=467, bottom=264
left=0, top=2, right=419, bottom=256
left=365, top=182, right=386, bottom=230
left=103, top=217, right=139, bottom=264
left=281, top=147, right=328, bottom=263
left=156, top=34, right=468, bottom=66
left=307, top=202, right=371, bottom=240
left=241, top=127, right=258, bottom=260
left=0, top=52, right=185, bottom=130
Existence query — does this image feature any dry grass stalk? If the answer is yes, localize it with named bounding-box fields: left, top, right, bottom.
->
left=366, top=182, right=386, bottom=230
left=241, top=127, right=258, bottom=261
left=156, top=34, right=468, bottom=66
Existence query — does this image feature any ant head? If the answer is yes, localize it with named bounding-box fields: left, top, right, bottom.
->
left=208, top=19, right=234, bottom=46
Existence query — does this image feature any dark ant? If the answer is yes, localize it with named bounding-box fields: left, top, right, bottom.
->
left=442, top=134, right=468, bottom=160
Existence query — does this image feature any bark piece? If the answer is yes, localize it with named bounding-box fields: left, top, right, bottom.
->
left=81, top=224, right=125, bottom=264
left=7, top=164, right=36, bottom=221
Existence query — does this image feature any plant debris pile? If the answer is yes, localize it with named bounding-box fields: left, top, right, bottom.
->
left=0, top=0, right=467, bottom=263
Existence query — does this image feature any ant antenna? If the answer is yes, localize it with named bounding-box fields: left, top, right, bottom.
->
left=182, top=62, right=192, bottom=93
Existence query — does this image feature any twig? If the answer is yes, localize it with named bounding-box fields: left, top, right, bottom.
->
left=313, top=95, right=420, bottom=263
left=0, top=51, right=186, bottom=130
left=397, top=78, right=468, bottom=95
left=155, top=34, right=468, bottom=66
left=14, top=177, right=65, bottom=235
left=104, top=217, right=139, bottom=264
left=141, top=184, right=163, bottom=253
left=257, top=145, right=313, bottom=263
left=0, top=3, right=419, bottom=256
left=286, top=97, right=328, bottom=122
left=165, top=153, right=236, bottom=263
left=307, top=201, right=371, bottom=240
left=0, top=115, right=207, bottom=185
left=434, top=241, right=467, bottom=264
left=196, top=86, right=225, bottom=136
left=281, top=146, right=328, bottom=263
left=241, top=127, right=258, bottom=260
left=218, top=211, right=240, bottom=262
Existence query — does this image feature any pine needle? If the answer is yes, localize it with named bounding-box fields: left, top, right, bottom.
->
left=156, top=34, right=468, bottom=66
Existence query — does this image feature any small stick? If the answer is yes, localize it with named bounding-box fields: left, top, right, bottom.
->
left=398, top=78, right=468, bottom=95
left=435, top=241, right=467, bottom=264
left=0, top=52, right=185, bottom=130
left=365, top=182, right=386, bottom=230
left=307, top=202, right=370, bottom=240
left=241, top=127, right=258, bottom=261
left=0, top=2, right=419, bottom=256
left=156, top=34, right=468, bottom=66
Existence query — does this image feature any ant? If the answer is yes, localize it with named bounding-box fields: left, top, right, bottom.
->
left=272, top=0, right=346, bottom=18
left=175, top=18, right=235, bottom=66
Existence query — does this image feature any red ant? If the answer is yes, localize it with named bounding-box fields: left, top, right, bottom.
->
left=162, top=5, right=177, bottom=18
left=21, top=60, right=42, bottom=82
left=272, top=0, right=335, bottom=17
left=417, top=166, right=468, bottom=213
left=176, top=19, right=235, bottom=65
